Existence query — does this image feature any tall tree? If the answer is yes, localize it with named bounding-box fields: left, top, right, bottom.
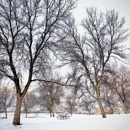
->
left=0, top=0, right=76, bottom=125
left=59, top=7, right=129, bottom=118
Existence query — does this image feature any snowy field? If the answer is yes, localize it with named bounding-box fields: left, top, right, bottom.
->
left=0, top=113, right=130, bottom=130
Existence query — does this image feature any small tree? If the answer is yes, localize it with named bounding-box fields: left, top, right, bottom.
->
left=0, top=86, right=15, bottom=118
left=38, top=76, right=64, bottom=117
left=109, top=65, right=130, bottom=114
left=66, top=95, right=77, bottom=116
left=23, top=92, right=36, bottom=118
left=101, top=84, right=119, bottom=114
left=81, top=95, right=95, bottom=115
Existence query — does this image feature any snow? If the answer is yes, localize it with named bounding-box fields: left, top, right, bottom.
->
left=0, top=113, right=130, bottom=130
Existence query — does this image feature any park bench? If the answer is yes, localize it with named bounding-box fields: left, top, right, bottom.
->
left=57, top=114, right=70, bottom=120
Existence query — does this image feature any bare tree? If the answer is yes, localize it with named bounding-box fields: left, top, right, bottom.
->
left=0, top=86, right=15, bottom=118
left=65, top=95, right=77, bottom=116
left=101, top=83, right=119, bottom=114
left=81, top=94, right=95, bottom=115
left=0, top=0, right=76, bottom=125
left=108, top=65, right=130, bottom=114
left=35, top=66, right=65, bottom=117
left=38, top=70, right=64, bottom=117
left=39, top=82, right=64, bottom=117
left=59, top=7, right=129, bottom=118
left=23, top=92, right=36, bottom=118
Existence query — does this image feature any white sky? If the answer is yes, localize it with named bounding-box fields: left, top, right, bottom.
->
left=72, top=0, right=130, bottom=47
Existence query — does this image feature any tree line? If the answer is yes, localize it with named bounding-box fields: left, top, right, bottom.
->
left=0, top=0, right=129, bottom=125
left=0, top=64, right=130, bottom=118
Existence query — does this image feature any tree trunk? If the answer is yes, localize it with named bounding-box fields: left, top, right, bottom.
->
left=4, top=107, right=7, bottom=119
left=88, top=109, right=91, bottom=115
left=23, top=100, right=28, bottom=118
left=109, top=105, right=114, bottom=114
left=12, top=92, right=23, bottom=125
left=53, top=111, right=55, bottom=117
left=123, top=101, right=127, bottom=114
left=36, top=111, right=38, bottom=116
left=25, top=108, right=28, bottom=118
left=70, top=107, right=73, bottom=116
left=97, top=97, right=106, bottom=118
left=4, top=105, right=7, bottom=119
left=50, top=109, right=53, bottom=117
left=110, top=107, right=114, bottom=114
left=108, top=102, right=114, bottom=114
left=96, top=88, right=106, bottom=118
left=49, top=108, right=55, bottom=117
left=50, top=112, right=52, bottom=117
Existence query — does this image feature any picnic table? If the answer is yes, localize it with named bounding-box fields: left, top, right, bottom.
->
left=1, top=117, right=6, bottom=119
left=57, top=114, right=70, bottom=120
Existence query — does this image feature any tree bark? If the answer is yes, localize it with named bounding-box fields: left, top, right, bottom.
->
left=5, top=107, right=7, bottom=119
left=88, top=109, right=91, bottom=115
left=53, top=111, right=55, bottom=117
left=49, top=108, right=55, bottom=117
left=109, top=104, right=114, bottom=114
left=96, top=88, right=106, bottom=118
left=70, top=107, right=73, bottom=116
left=50, top=109, right=53, bottom=117
left=50, top=112, right=53, bottom=117
left=110, top=107, right=114, bottom=114
left=123, top=101, right=128, bottom=114
left=12, top=92, right=23, bottom=125
left=25, top=108, right=28, bottom=118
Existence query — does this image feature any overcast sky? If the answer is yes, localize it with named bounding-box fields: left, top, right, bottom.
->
left=72, top=0, right=130, bottom=47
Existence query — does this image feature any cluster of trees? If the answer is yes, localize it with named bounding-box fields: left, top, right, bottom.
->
left=73, top=64, right=130, bottom=115
left=0, top=0, right=129, bottom=125
left=101, top=65, right=130, bottom=114
left=0, top=65, right=130, bottom=119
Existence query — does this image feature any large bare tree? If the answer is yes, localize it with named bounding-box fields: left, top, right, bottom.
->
left=0, top=0, right=76, bottom=125
left=59, top=7, right=129, bottom=118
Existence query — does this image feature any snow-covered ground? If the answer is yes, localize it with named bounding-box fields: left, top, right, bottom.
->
left=0, top=113, right=130, bottom=130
